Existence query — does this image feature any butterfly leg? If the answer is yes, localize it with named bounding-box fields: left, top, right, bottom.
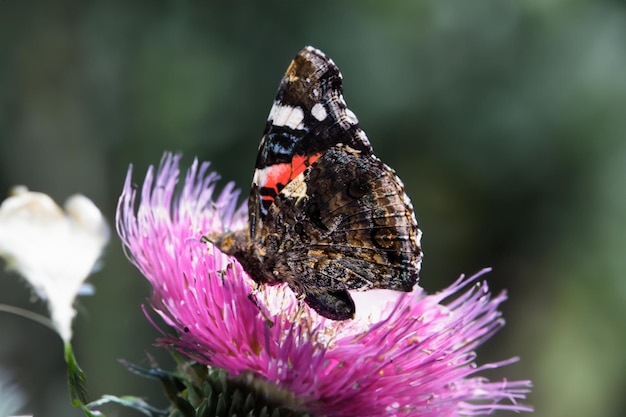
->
left=303, top=288, right=355, bottom=320
left=247, top=283, right=275, bottom=327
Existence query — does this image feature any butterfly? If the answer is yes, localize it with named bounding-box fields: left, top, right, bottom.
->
left=212, top=46, right=422, bottom=320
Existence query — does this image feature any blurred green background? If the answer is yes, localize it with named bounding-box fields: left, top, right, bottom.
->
left=1, top=1, right=625, bottom=416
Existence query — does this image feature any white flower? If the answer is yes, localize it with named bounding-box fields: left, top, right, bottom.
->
left=0, top=367, right=26, bottom=417
left=0, top=186, right=109, bottom=342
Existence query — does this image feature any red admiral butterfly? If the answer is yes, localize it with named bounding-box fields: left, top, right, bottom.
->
left=213, top=46, right=422, bottom=320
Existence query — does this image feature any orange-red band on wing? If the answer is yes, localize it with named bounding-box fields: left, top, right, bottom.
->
left=261, top=152, right=322, bottom=200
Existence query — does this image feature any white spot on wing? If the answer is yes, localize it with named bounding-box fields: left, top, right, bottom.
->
left=344, top=108, right=359, bottom=125
left=268, top=102, right=305, bottom=130
left=253, top=167, right=266, bottom=187
left=280, top=173, right=308, bottom=199
left=311, top=103, right=327, bottom=121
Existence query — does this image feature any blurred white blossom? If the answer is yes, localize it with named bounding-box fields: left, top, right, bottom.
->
left=0, top=367, right=27, bottom=417
left=0, top=186, right=109, bottom=342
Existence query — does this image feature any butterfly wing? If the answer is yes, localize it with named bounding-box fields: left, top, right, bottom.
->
left=250, top=46, right=373, bottom=238
left=262, top=145, right=422, bottom=319
left=221, top=46, right=423, bottom=320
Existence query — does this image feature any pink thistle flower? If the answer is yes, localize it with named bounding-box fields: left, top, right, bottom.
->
left=117, top=153, right=532, bottom=417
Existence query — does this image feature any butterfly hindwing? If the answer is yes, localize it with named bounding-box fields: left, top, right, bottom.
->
left=264, top=145, right=421, bottom=297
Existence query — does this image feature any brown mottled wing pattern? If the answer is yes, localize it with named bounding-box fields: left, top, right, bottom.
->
left=261, top=145, right=422, bottom=319
left=212, top=46, right=422, bottom=321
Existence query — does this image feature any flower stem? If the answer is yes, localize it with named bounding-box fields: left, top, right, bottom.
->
left=65, top=342, right=102, bottom=417
left=0, top=303, right=56, bottom=333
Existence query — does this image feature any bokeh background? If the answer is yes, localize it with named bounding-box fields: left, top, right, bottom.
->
left=1, top=1, right=625, bottom=416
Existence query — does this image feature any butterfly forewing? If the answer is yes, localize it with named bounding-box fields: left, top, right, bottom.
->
left=251, top=47, right=373, bottom=229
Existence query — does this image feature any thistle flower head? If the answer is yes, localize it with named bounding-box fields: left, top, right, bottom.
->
left=117, top=153, right=532, bottom=416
